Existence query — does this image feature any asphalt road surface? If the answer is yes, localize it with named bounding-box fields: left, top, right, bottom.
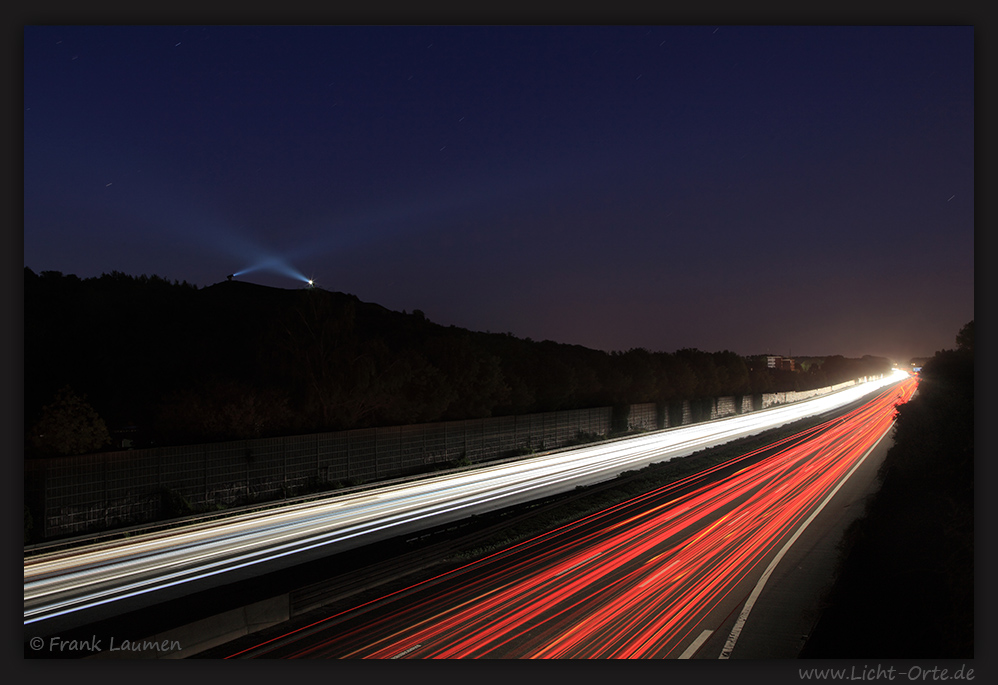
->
left=209, top=378, right=916, bottom=659
left=25, top=373, right=908, bottom=644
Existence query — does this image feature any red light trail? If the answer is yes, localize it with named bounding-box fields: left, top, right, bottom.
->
left=228, top=377, right=916, bottom=659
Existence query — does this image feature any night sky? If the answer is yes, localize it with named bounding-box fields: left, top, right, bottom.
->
left=23, top=25, right=974, bottom=362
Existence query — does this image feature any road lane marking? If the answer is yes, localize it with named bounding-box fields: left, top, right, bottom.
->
left=718, top=428, right=891, bottom=659
left=389, top=643, right=422, bottom=659
left=679, top=629, right=713, bottom=659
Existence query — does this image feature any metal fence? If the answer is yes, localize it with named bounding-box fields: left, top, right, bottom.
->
left=759, top=380, right=856, bottom=408
left=26, top=406, right=613, bottom=540
left=24, top=383, right=859, bottom=542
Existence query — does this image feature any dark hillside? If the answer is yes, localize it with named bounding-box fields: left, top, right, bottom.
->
left=24, top=268, right=893, bottom=455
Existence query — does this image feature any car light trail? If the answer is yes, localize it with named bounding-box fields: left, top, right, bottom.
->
left=24, top=372, right=910, bottom=633
left=224, top=375, right=916, bottom=659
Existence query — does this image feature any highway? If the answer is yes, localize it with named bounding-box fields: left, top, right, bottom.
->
left=220, top=376, right=917, bottom=658
left=24, top=371, right=910, bottom=641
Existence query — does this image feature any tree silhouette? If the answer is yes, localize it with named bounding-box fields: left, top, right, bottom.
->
left=956, top=320, right=974, bottom=354
left=25, top=268, right=862, bottom=449
left=154, top=378, right=294, bottom=443
left=27, top=385, right=111, bottom=457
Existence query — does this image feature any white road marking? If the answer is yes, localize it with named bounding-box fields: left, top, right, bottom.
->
left=389, top=643, right=421, bottom=659
left=718, top=428, right=891, bottom=659
left=679, top=629, right=713, bottom=659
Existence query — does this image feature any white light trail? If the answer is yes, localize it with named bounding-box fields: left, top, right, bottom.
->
left=24, top=373, right=907, bottom=628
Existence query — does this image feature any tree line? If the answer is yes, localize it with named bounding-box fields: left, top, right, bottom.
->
left=801, top=320, right=973, bottom=657
left=23, top=268, right=893, bottom=457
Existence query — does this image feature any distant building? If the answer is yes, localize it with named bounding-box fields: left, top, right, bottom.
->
left=110, top=424, right=139, bottom=450
left=767, top=355, right=795, bottom=371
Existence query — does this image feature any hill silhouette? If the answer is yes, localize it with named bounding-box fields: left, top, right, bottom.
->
left=23, top=268, right=891, bottom=456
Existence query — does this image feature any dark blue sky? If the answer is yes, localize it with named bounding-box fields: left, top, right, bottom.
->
left=23, top=25, right=974, bottom=361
